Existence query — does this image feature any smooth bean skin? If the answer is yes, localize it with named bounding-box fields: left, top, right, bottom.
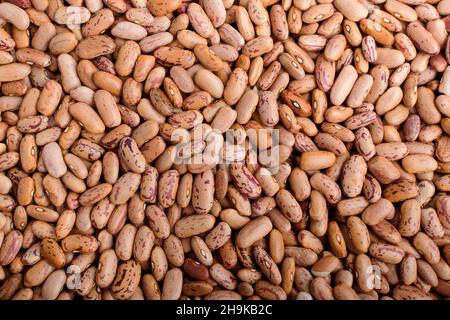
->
left=0, top=0, right=449, bottom=302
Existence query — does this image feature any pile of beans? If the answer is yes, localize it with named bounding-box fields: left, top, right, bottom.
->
left=0, top=0, right=450, bottom=301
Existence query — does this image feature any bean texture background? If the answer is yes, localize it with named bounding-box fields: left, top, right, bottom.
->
left=0, top=0, right=449, bottom=301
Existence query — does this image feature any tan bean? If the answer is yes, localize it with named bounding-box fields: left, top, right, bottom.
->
left=310, top=172, right=342, bottom=204
left=111, top=260, right=141, bottom=300
left=236, top=216, right=272, bottom=249
left=413, top=232, right=440, bottom=265
left=346, top=216, right=370, bottom=253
